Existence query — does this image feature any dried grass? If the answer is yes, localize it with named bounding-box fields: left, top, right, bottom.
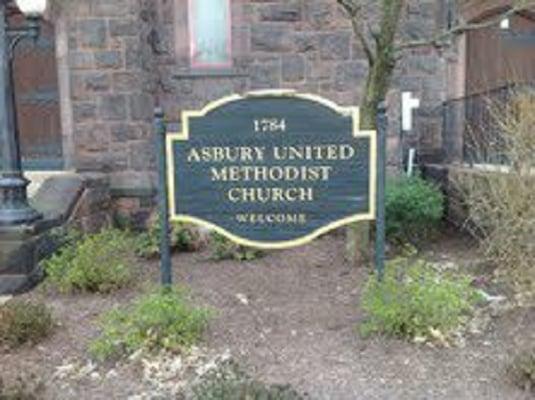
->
left=454, top=90, right=535, bottom=291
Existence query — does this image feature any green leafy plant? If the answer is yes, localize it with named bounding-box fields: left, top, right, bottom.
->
left=507, top=349, right=535, bottom=393
left=90, top=287, right=211, bottom=361
left=135, top=217, right=204, bottom=259
left=386, top=175, right=444, bottom=243
left=0, top=300, right=54, bottom=349
left=361, top=255, right=481, bottom=340
left=210, top=233, right=263, bottom=261
left=42, top=228, right=136, bottom=294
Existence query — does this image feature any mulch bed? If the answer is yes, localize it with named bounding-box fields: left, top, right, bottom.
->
left=1, top=232, right=533, bottom=400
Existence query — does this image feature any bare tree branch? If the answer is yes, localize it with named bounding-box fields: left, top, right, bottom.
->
left=337, top=0, right=376, bottom=65
left=397, top=2, right=535, bottom=51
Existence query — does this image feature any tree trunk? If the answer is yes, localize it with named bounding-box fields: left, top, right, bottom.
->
left=346, top=0, right=402, bottom=266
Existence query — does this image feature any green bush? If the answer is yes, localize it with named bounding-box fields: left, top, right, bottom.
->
left=361, top=256, right=481, bottom=340
left=135, top=218, right=203, bottom=259
left=43, top=229, right=136, bottom=294
left=386, top=175, right=444, bottom=242
left=507, top=349, right=535, bottom=393
left=90, top=287, right=211, bottom=361
left=210, top=233, right=263, bottom=261
left=0, top=300, right=54, bottom=349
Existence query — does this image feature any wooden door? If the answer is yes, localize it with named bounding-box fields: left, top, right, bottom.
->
left=10, top=13, right=62, bottom=170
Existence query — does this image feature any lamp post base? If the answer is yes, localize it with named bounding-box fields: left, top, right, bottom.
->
left=0, top=174, right=42, bottom=226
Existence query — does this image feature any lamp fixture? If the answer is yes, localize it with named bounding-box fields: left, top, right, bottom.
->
left=15, top=0, right=47, bottom=17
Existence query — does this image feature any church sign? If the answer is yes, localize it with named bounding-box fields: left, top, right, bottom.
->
left=165, top=90, right=377, bottom=250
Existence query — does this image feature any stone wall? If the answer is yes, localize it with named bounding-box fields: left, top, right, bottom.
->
left=153, top=0, right=449, bottom=168
left=58, top=0, right=157, bottom=181
left=55, top=0, right=450, bottom=192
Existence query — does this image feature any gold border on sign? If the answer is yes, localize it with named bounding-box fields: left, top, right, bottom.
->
left=166, top=90, right=377, bottom=250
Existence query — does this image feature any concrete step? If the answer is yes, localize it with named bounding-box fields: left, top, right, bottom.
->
left=26, top=171, right=74, bottom=199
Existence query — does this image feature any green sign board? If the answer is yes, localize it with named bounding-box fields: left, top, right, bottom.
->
left=166, top=91, right=377, bottom=249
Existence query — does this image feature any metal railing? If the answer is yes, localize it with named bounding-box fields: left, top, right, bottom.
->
left=442, top=83, right=535, bottom=166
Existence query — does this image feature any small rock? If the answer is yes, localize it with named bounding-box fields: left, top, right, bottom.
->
left=77, top=361, right=97, bottom=378
left=169, top=356, right=183, bottom=374
left=236, top=293, right=249, bottom=305
left=413, top=336, right=427, bottom=344
left=478, top=290, right=507, bottom=303
left=53, top=363, right=76, bottom=380
left=90, top=371, right=101, bottom=380
left=129, top=348, right=144, bottom=362
left=106, top=369, right=118, bottom=379
left=428, top=327, right=450, bottom=348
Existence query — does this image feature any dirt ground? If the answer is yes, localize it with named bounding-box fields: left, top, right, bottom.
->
left=1, top=233, right=534, bottom=400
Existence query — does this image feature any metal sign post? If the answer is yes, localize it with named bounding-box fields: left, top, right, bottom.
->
left=375, top=102, right=387, bottom=281
left=155, top=108, right=173, bottom=287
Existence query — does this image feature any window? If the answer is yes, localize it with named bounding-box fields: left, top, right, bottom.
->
left=188, top=0, right=232, bottom=69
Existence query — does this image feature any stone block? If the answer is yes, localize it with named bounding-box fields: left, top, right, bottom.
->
left=77, top=19, right=107, bottom=49
left=69, top=51, right=93, bottom=70
left=73, top=123, right=109, bottom=151
left=319, top=32, right=351, bottom=60
left=109, top=19, right=139, bottom=37
left=251, top=26, right=293, bottom=53
left=128, top=140, right=157, bottom=170
left=91, top=0, right=137, bottom=17
left=128, top=94, right=154, bottom=121
left=249, top=63, right=281, bottom=90
left=259, top=3, right=302, bottom=22
left=333, top=61, right=368, bottom=91
left=306, top=59, right=334, bottom=80
left=72, top=102, right=97, bottom=122
left=0, top=238, right=36, bottom=275
left=304, top=0, right=337, bottom=29
left=294, top=32, right=318, bottom=53
left=110, top=123, right=142, bottom=142
left=32, top=174, right=84, bottom=223
left=100, top=94, right=127, bottom=121
left=112, top=72, right=141, bottom=92
left=95, top=50, right=123, bottom=69
left=281, top=54, right=305, bottom=82
left=71, top=72, right=111, bottom=100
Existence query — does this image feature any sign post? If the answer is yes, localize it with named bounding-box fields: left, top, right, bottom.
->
left=155, top=108, right=172, bottom=287
left=375, top=102, right=387, bottom=281
left=155, top=90, right=386, bottom=283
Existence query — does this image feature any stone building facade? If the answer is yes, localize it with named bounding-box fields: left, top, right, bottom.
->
left=31, top=0, right=455, bottom=218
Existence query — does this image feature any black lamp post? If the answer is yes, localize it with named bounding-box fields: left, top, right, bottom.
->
left=0, top=0, right=46, bottom=226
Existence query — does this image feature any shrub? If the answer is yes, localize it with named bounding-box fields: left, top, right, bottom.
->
left=135, top=217, right=203, bottom=259
left=385, top=175, right=444, bottom=243
left=209, top=233, right=263, bottom=261
left=0, top=300, right=54, bottom=349
left=507, top=349, right=535, bottom=393
left=190, top=359, right=305, bottom=400
left=90, top=287, right=211, bottom=361
left=361, top=256, right=481, bottom=340
left=0, top=375, right=45, bottom=400
left=42, top=228, right=136, bottom=294
left=453, top=91, right=535, bottom=291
